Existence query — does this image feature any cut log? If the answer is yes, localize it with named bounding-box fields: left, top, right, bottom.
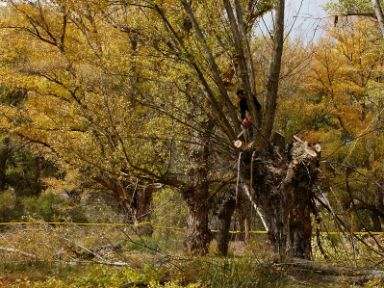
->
left=233, top=139, right=255, bottom=151
left=234, top=139, right=243, bottom=149
left=305, top=147, right=317, bottom=158
left=313, top=143, right=322, bottom=153
left=293, top=135, right=305, bottom=143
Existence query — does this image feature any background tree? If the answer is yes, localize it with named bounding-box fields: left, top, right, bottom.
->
left=306, top=19, right=384, bottom=232
left=328, top=0, right=384, bottom=37
left=0, top=0, right=183, bottom=231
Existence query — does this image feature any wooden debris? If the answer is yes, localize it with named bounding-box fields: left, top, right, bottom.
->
left=305, top=147, right=317, bottom=158
left=0, top=246, right=37, bottom=259
left=272, top=131, right=285, bottom=150
left=313, top=143, right=322, bottom=153
left=284, top=258, right=384, bottom=284
left=233, top=139, right=243, bottom=149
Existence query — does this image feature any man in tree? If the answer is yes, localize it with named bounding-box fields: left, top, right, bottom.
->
left=236, top=89, right=261, bottom=141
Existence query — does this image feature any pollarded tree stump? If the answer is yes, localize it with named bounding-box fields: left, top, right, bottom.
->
left=235, top=135, right=321, bottom=260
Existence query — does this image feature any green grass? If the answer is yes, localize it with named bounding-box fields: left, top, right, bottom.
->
left=0, top=226, right=383, bottom=287
left=1, top=255, right=383, bottom=288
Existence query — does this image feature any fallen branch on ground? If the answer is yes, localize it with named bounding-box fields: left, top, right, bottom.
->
left=282, top=258, right=384, bottom=284
left=0, top=246, right=37, bottom=259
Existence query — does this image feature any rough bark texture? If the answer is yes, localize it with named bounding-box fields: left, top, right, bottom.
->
left=183, top=198, right=212, bottom=255
left=216, top=194, right=236, bottom=256
left=131, top=186, right=154, bottom=236
left=223, top=0, right=262, bottom=127
left=182, top=125, right=213, bottom=255
left=241, top=138, right=321, bottom=260
left=263, top=0, right=285, bottom=139
left=237, top=190, right=253, bottom=242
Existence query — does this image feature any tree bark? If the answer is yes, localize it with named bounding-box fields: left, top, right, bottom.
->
left=239, top=138, right=321, bottom=260
left=263, top=0, right=285, bottom=139
left=216, top=193, right=236, bottom=256
left=131, top=186, right=154, bottom=236
left=183, top=197, right=212, bottom=255
left=235, top=190, right=252, bottom=242
left=223, top=0, right=262, bottom=127
left=94, top=176, right=154, bottom=236
left=0, top=138, right=10, bottom=191
left=286, top=257, right=384, bottom=284
left=372, top=0, right=384, bottom=37
left=370, top=212, right=382, bottom=232
left=182, top=123, right=213, bottom=255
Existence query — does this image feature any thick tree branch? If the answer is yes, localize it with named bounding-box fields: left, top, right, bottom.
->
left=263, top=0, right=285, bottom=140
left=180, top=0, right=239, bottom=130
left=152, top=4, right=237, bottom=140
left=372, top=0, right=384, bottom=37
left=223, top=0, right=262, bottom=128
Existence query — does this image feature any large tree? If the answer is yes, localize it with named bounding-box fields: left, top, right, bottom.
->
left=0, top=0, right=184, bottom=232
left=138, top=0, right=321, bottom=259
left=0, top=0, right=322, bottom=259
left=307, top=19, right=384, bottom=232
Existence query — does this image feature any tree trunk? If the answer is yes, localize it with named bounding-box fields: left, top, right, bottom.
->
left=94, top=176, right=154, bottom=236
left=371, top=212, right=382, bottom=232
left=373, top=187, right=384, bottom=231
left=216, top=195, right=236, bottom=256
left=184, top=198, right=212, bottom=255
left=237, top=189, right=252, bottom=242
left=130, top=186, right=154, bottom=236
left=182, top=123, right=213, bottom=255
left=0, top=138, right=10, bottom=191
left=236, top=214, right=246, bottom=241
left=239, top=138, right=321, bottom=260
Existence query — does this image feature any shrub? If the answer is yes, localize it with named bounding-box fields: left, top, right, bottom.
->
left=22, top=193, right=57, bottom=221
left=0, top=188, right=22, bottom=221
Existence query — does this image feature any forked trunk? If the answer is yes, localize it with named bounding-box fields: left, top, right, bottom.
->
left=263, top=168, right=314, bottom=259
